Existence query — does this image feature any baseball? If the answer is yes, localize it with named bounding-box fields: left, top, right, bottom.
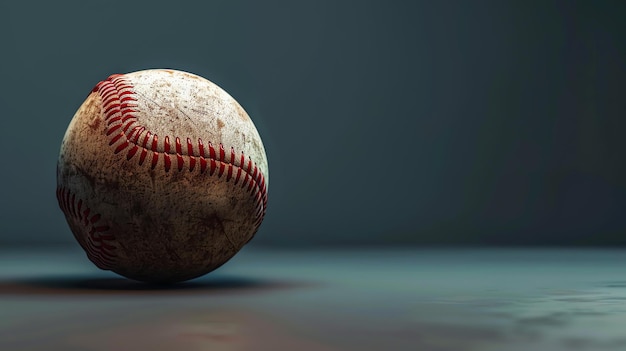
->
left=56, top=69, right=268, bottom=283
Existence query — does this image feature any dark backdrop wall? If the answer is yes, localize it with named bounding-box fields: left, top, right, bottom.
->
left=0, top=1, right=625, bottom=247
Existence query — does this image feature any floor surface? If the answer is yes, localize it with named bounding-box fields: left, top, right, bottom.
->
left=1, top=247, right=626, bottom=350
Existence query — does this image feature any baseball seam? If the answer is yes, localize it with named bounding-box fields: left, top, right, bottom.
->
left=92, top=74, right=267, bottom=229
left=56, top=186, right=117, bottom=269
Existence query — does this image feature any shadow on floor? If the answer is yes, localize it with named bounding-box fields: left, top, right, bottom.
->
left=0, top=274, right=311, bottom=296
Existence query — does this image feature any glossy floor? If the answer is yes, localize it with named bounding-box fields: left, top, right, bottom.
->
left=1, top=247, right=626, bottom=350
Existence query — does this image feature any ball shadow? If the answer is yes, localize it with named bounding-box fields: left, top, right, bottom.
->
left=0, top=274, right=308, bottom=296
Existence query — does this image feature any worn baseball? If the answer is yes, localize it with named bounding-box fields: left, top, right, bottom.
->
left=56, top=69, right=268, bottom=283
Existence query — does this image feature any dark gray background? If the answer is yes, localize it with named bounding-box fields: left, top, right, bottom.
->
left=0, top=1, right=624, bottom=247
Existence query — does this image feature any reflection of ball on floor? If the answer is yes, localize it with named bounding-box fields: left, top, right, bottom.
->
left=56, top=69, right=269, bottom=283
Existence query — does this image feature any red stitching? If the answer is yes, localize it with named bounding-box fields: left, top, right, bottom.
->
left=93, top=74, right=268, bottom=228
left=56, top=187, right=117, bottom=269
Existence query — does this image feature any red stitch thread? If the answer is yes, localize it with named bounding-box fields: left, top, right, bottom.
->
left=94, top=75, right=268, bottom=229
left=164, top=135, right=172, bottom=172
left=127, top=145, right=139, bottom=160
left=186, top=138, right=195, bottom=172
left=56, top=187, right=117, bottom=269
